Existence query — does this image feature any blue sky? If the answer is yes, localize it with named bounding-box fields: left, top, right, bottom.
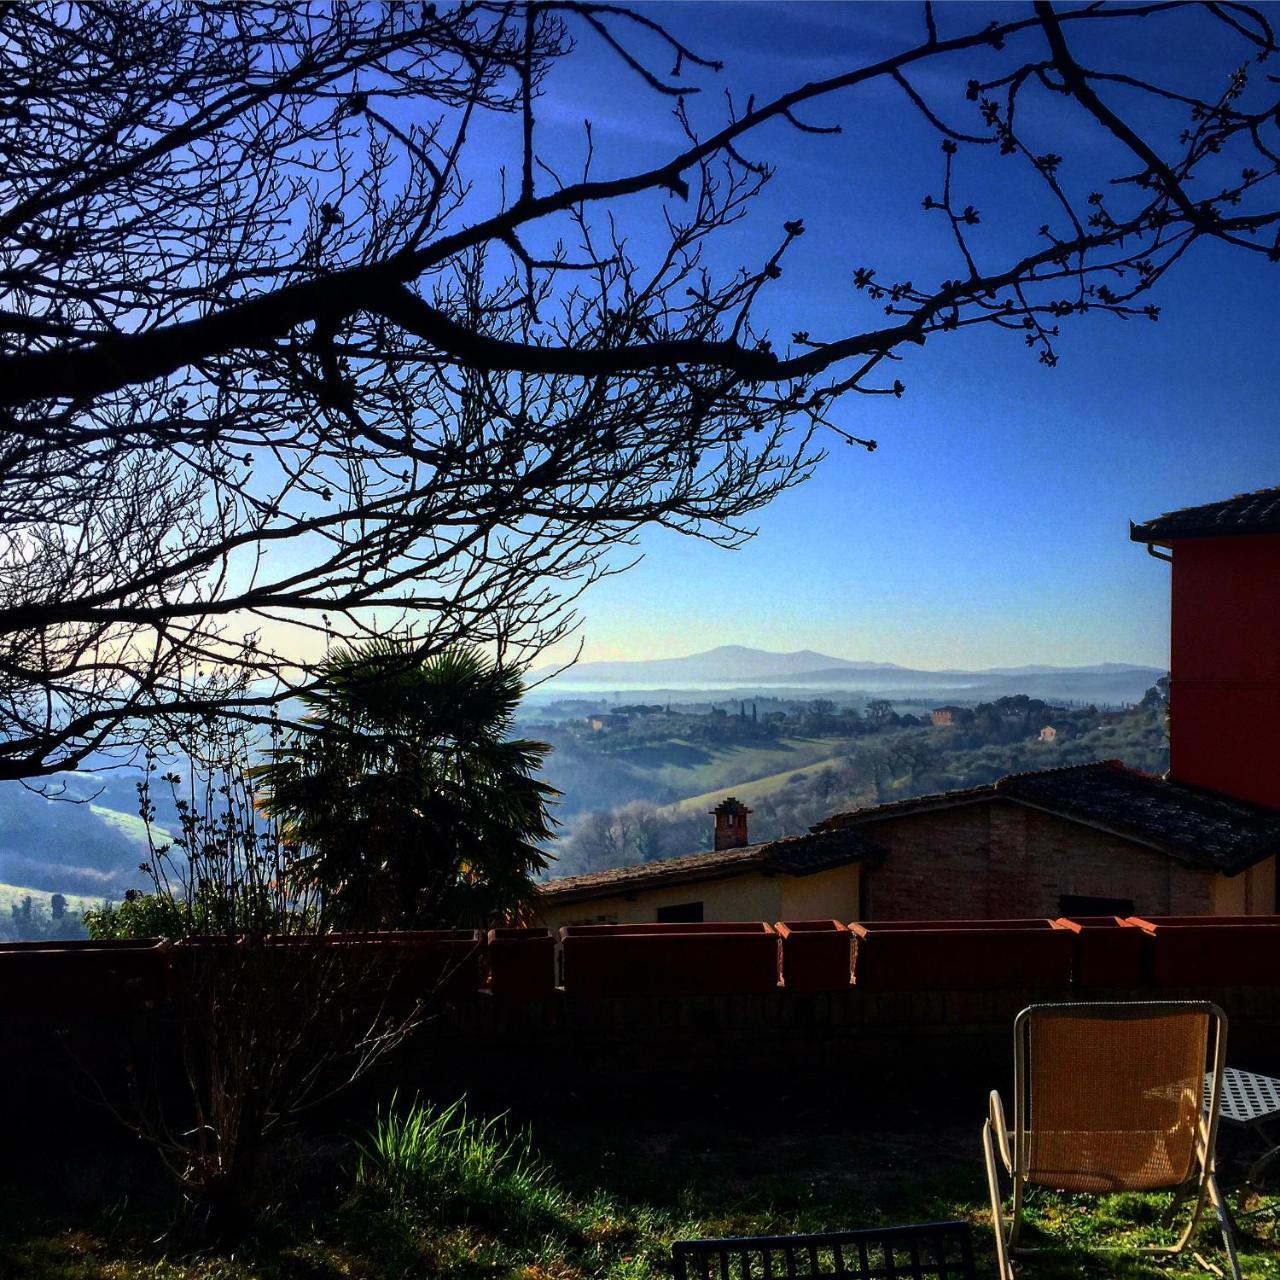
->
left=349, top=2, right=1275, bottom=677
left=506, top=2, right=1279, bottom=672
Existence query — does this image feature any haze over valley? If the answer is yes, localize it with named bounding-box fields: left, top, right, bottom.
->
left=1, top=644, right=1169, bottom=937
left=532, top=644, right=1165, bottom=702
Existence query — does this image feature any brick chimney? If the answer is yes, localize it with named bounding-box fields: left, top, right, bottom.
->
left=711, top=797, right=752, bottom=851
left=1132, top=489, right=1280, bottom=809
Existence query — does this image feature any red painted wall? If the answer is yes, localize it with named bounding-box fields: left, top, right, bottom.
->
left=1169, top=534, right=1280, bottom=808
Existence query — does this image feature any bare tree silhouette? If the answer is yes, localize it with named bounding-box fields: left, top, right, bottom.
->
left=2, top=1, right=1277, bottom=779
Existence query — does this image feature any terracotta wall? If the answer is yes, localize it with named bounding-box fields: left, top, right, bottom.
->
left=1169, top=533, right=1279, bottom=809
left=13, top=981, right=1280, bottom=1135
left=857, top=800, right=1214, bottom=919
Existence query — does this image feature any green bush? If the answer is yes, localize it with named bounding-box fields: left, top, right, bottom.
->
left=357, top=1096, right=568, bottom=1231
left=83, top=892, right=193, bottom=940
left=83, top=886, right=315, bottom=941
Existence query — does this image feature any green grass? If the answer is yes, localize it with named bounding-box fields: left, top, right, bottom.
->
left=5, top=1103, right=1280, bottom=1279
left=667, top=751, right=851, bottom=814
left=358, top=1096, right=570, bottom=1232
left=89, top=802, right=171, bottom=847
left=639, top=737, right=854, bottom=807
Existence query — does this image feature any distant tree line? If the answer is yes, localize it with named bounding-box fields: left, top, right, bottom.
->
left=553, top=684, right=1169, bottom=877
left=1, top=891, right=90, bottom=943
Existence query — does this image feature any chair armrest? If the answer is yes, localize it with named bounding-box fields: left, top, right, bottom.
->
left=989, top=1090, right=1013, bottom=1173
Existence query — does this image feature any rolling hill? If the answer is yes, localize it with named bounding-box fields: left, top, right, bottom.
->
left=0, top=771, right=160, bottom=902
left=668, top=751, right=851, bottom=815
left=0, top=646, right=1167, bottom=905
left=535, top=645, right=1164, bottom=704
left=534, top=645, right=904, bottom=685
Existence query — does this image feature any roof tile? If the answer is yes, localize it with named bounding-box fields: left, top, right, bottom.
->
left=1131, top=487, right=1280, bottom=541
left=539, top=826, right=880, bottom=905
left=820, top=760, right=1280, bottom=874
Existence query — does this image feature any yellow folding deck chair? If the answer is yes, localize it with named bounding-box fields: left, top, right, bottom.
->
left=982, top=1001, right=1241, bottom=1279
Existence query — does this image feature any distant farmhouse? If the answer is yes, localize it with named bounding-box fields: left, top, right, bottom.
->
left=1038, top=721, right=1075, bottom=744
left=538, top=487, right=1280, bottom=927
left=586, top=713, right=629, bottom=733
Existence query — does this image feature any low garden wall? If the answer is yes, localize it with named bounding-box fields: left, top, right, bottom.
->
left=6, top=916, right=1280, bottom=1130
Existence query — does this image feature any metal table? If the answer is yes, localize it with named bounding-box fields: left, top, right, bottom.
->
left=1205, top=1067, right=1280, bottom=1189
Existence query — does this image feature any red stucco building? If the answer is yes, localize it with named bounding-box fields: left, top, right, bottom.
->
left=1130, top=487, right=1280, bottom=812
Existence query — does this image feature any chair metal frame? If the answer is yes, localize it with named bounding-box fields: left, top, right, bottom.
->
left=982, top=1000, right=1241, bottom=1280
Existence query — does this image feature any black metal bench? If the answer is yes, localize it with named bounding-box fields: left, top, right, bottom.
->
left=672, top=1221, right=976, bottom=1280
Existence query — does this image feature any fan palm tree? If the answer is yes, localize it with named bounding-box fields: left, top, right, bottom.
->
left=252, top=642, right=557, bottom=929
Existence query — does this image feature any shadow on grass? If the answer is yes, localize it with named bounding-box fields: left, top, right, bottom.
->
left=7, top=1099, right=1280, bottom=1280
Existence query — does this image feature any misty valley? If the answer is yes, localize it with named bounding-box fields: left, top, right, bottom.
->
left=0, top=647, right=1169, bottom=940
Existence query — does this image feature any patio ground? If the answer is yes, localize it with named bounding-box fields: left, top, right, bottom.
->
left=5, top=1091, right=1280, bottom=1280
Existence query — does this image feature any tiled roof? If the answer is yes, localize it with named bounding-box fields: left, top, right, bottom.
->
left=999, top=762, right=1280, bottom=872
left=815, top=760, right=1280, bottom=874
left=1130, top=487, right=1280, bottom=541
left=813, top=785, right=990, bottom=829
left=538, top=826, right=882, bottom=905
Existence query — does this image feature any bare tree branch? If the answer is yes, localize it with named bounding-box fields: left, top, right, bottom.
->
left=0, top=0, right=1276, bottom=781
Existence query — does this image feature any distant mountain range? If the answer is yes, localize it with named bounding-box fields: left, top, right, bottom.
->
left=534, top=645, right=1165, bottom=701
left=535, top=644, right=1161, bottom=684
left=537, top=645, right=906, bottom=684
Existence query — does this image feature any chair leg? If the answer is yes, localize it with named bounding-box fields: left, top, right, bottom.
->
left=1206, top=1172, right=1244, bottom=1280
left=1161, top=1175, right=1197, bottom=1230
left=1008, top=1172, right=1025, bottom=1251
left=1148, top=1173, right=1211, bottom=1258
left=983, top=1121, right=1014, bottom=1280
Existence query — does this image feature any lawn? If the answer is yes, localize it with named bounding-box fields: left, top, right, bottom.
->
left=667, top=751, right=851, bottom=815
left=5, top=1096, right=1279, bottom=1279
left=651, top=737, right=856, bottom=811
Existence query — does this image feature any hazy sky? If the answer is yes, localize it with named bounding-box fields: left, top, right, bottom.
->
left=508, top=2, right=1278, bottom=673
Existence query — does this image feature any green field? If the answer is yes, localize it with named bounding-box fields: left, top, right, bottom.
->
left=0, top=881, right=105, bottom=914
left=668, top=748, right=852, bottom=814
left=89, top=802, right=170, bottom=847
left=616, top=736, right=855, bottom=805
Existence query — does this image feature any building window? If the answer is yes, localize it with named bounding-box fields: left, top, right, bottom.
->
left=1058, top=894, right=1136, bottom=918
left=656, top=901, right=704, bottom=923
